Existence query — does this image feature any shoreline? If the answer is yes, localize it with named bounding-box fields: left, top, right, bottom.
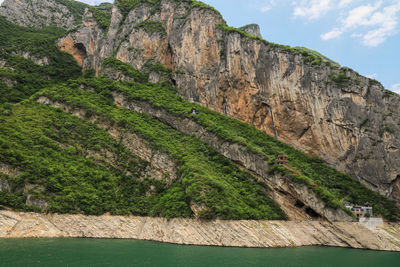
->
left=1, top=211, right=399, bottom=252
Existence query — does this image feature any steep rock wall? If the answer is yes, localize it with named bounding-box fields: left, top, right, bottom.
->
left=0, top=0, right=76, bottom=29
left=59, top=0, right=400, bottom=203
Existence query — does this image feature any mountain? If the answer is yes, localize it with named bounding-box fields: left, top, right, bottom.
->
left=0, top=0, right=399, bottom=222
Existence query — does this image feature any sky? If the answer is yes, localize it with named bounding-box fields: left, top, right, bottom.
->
left=2, top=0, right=399, bottom=93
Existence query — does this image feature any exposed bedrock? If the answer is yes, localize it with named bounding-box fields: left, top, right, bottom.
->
left=1, top=211, right=399, bottom=251
left=0, top=0, right=76, bottom=29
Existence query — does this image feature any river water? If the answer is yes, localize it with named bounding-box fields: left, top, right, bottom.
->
left=0, top=238, right=399, bottom=266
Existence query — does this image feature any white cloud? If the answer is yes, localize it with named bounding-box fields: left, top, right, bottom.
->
left=293, top=0, right=333, bottom=20
left=338, top=0, right=356, bottom=8
left=361, top=3, right=400, bottom=46
left=260, top=0, right=276, bottom=13
left=261, top=6, right=272, bottom=12
left=321, top=28, right=343, bottom=40
left=342, top=2, right=382, bottom=29
left=0, top=0, right=4, bottom=5
left=321, top=1, right=400, bottom=47
left=391, top=83, right=400, bottom=94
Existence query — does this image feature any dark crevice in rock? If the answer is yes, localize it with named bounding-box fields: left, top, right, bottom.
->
left=305, top=207, right=321, bottom=219
left=390, top=175, right=400, bottom=186
left=262, top=103, right=278, bottom=140
left=295, top=200, right=305, bottom=208
left=276, top=188, right=288, bottom=195
left=74, top=43, right=87, bottom=58
left=298, top=126, right=310, bottom=140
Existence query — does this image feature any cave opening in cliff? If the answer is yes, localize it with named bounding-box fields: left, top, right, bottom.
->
left=74, top=43, right=87, bottom=58
left=295, top=200, right=305, bottom=208
left=171, top=78, right=177, bottom=86
left=305, top=207, right=321, bottom=219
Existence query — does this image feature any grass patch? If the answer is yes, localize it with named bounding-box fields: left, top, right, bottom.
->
left=134, top=20, right=166, bottom=35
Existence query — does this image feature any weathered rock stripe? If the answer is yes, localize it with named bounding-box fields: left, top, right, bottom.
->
left=0, top=211, right=399, bottom=251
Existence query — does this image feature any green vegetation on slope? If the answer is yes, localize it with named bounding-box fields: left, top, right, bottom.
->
left=55, top=0, right=88, bottom=25
left=95, top=59, right=399, bottom=221
left=0, top=16, right=82, bottom=104
left=29, top=79, right=286, bottom=220
left=102, top=57, right=175, bottom=85
left=102, top=57, right=148, bottom=83
left=328, top=71, right=361, bottom=88
left=54, top=0, right=113, bottom=31
left=115, top=0, right=222, bottom=20
left=295, top=47, right=340, bottom=67
left=88, top=6, right=112, bottom=31
left=54, top=0, right=112, bottom=31
left=0, top=102, right=178, bottom=216
left=115, top=0, right=163, bottom=18
left=134, top=20, right=167, bottom=35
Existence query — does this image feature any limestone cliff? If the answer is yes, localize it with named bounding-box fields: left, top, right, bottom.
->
left=0, top=0, right=83, bottom=30
left=56, top=0, right=400, bottom=203
left=239, top=24, right=262, bottom=38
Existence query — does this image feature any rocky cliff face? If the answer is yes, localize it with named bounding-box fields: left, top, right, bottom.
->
left=239, top=24, right=262, bottom=38
left=57, top=0, right=400, bottom=203
left=0, top=0, right=79, bottom=29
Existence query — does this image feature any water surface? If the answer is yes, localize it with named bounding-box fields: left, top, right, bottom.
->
left=0, top=238, right=399, bottom=266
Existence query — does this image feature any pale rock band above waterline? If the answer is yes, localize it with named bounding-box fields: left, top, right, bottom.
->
left=0, top=211, right=399, bottom=252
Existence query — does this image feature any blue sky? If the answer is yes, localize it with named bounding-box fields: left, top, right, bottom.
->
left=16, top=0, right=400, bottom=93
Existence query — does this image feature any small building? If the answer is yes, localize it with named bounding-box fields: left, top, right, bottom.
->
left=362, top=206, right=373, bottom=217
left=344, top=201, right=373, bottom=218
left=277, top=155, right=288, bottom=165
left=351, top=206, right=363, bottom=218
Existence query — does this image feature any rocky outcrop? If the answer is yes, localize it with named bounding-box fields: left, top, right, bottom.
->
left=0, top=164, right=48, bottom=209
left=58, top=0, right=400, bottom=203
left=0, top=163, right=21, bottom=177
left=25, top=196, right=48, bottom=210
left=23, top=184, right=48, bottom=209
left=239, top=24, right=262, bottom=38
left=11, top=51, right=49, bottom=66
left=58, top=8, right=105, bottom=68
left=0, top=179, right=10, bottom=193
left=0, top=0, right=77, bottom=30
left=1, top=211, right=399, bottom=251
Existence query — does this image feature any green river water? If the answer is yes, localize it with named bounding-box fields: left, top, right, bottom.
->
left=0, top=238, right=399, bottom=266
